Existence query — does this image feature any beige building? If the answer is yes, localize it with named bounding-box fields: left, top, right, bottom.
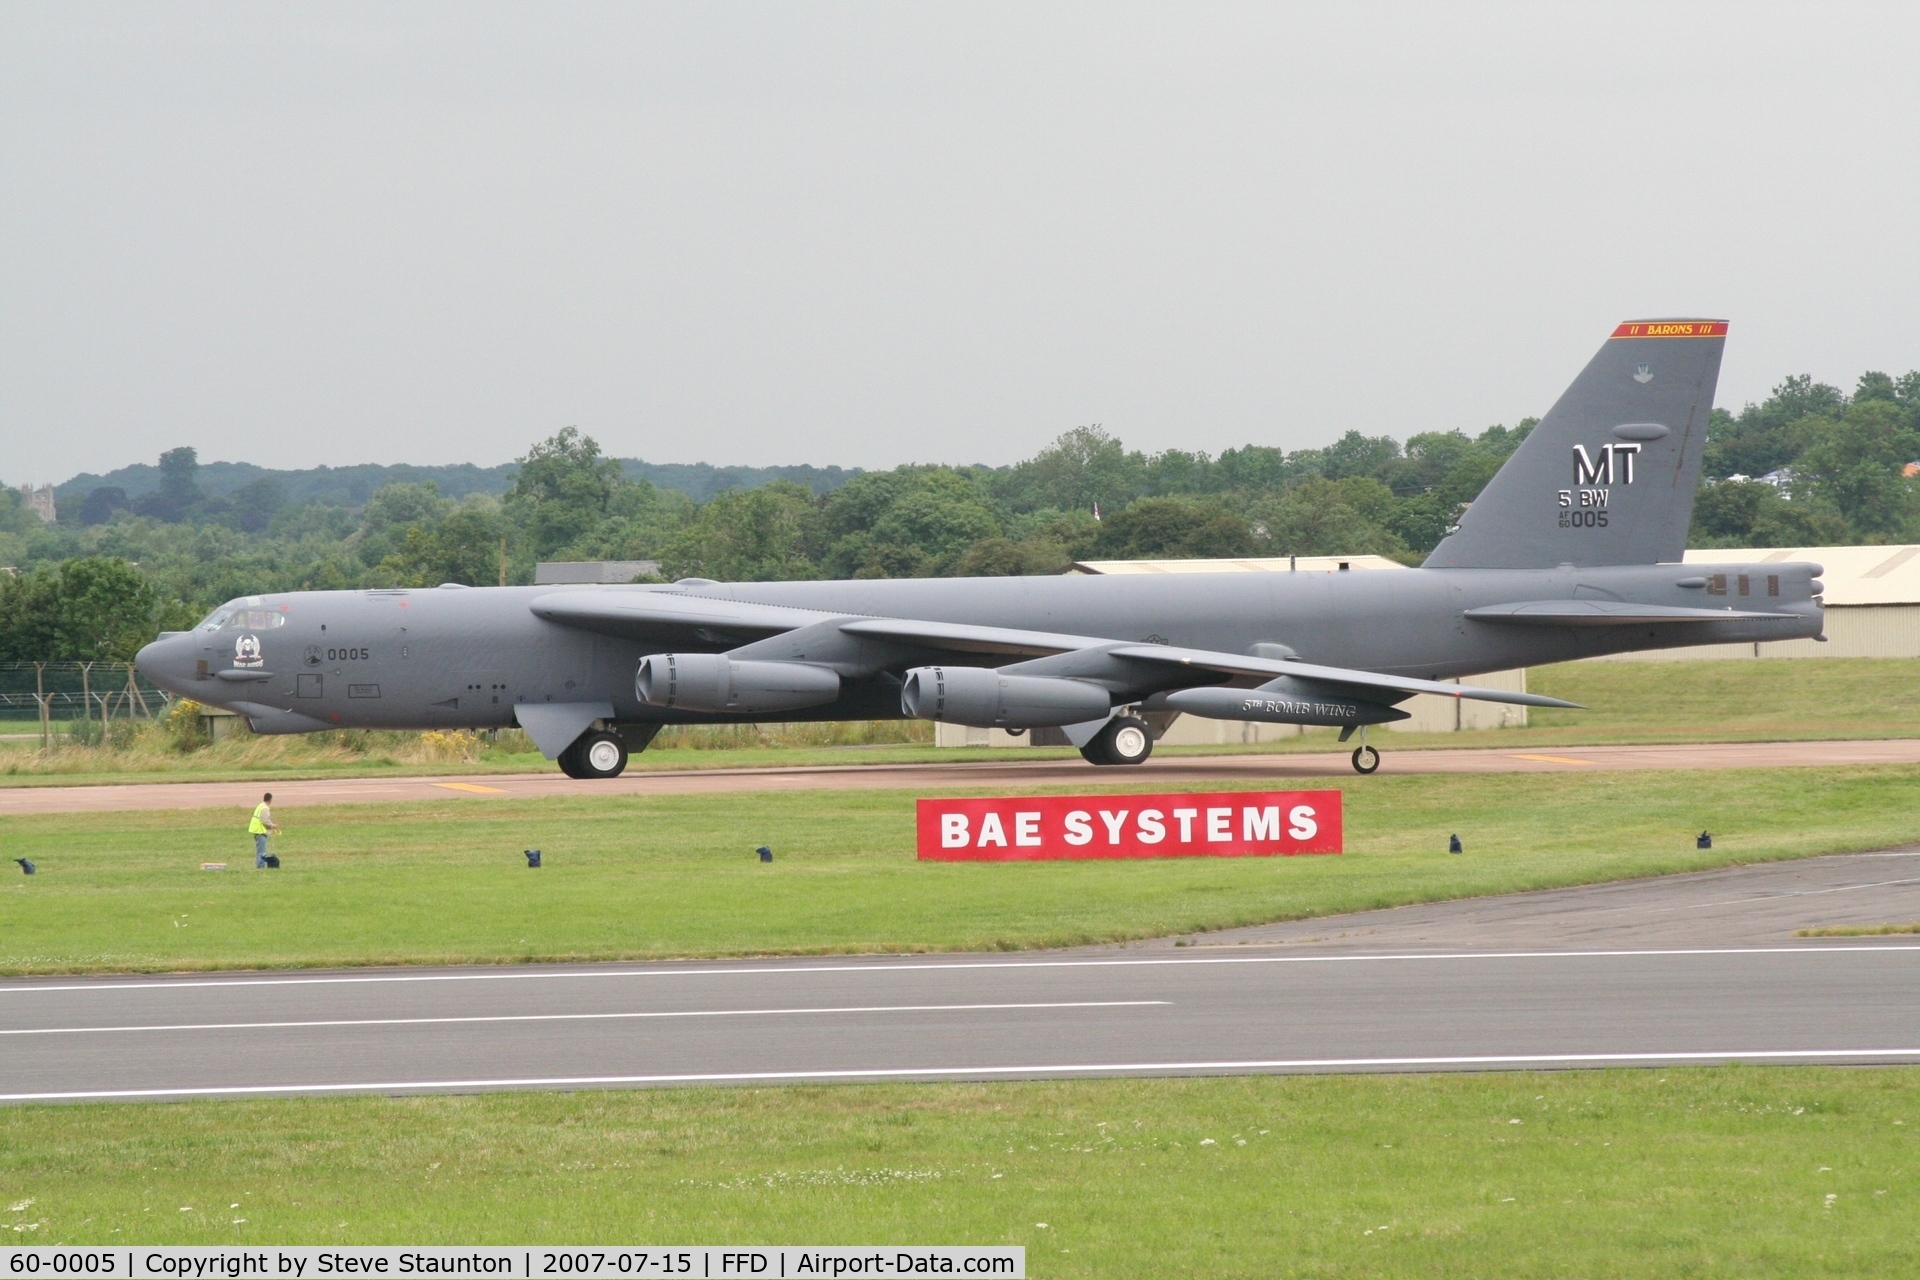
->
left=1600, top=546, right=1920, bottom=660
left=17, top=484, right=55, bottom=523
left=534, top=560, right=662, bottom=585
left=1067, top=554, right=1410, bottom=576
left=934, top=553, right=1529, bottom=748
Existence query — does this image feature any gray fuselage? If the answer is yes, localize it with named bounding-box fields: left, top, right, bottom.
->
left=136, top=562, right=1824, bottom=732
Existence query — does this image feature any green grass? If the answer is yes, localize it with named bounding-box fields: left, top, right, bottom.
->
left=0, top=741, right=781, bottom=787
left=6, top=765, right=1919, bottom=974
left=1798, top=923, right=1920, bottom=937
left=1161, top=656, right=1920, bottom=755
left=4, top=1069, right=1916, bottom=1276
left=1522, top=656, right=1920, bottom=743
left=0, top=720, right=948, bottom=788
left=0, top=740, right=1003, bottom=788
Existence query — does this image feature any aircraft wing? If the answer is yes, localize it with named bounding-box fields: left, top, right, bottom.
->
left=1462, top=600, right=1802, bottom=626
left=532, top=595, right=1578, bottom=709
left=533, top=593, right=1116, bottom=657
left=1105, top=644, right=1581, bottom=708
left=532, top=592, right=1112, bottom=656
left=528, top=590, right=836, bottom=645
left=847, top=618, right=1581, bottom=709
left=837, top=617, right=1109, bottom=657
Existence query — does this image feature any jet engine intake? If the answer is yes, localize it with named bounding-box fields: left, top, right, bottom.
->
left=900, top=665, right=1111, bottom=728
left=635, top=653, right=840, bottom=714
left=1163, top=675, right=1409, bottom=728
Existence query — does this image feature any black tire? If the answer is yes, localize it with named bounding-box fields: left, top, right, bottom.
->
left=1080, top=715, right=1154, bottom=766
left=572, top=729, right=629, bottom=779
left=1351, top=745, right=1380, bottom=775
left=556, top=742, right=589, bottom=778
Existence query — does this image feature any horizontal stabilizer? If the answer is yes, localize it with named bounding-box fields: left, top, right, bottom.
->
left=1463, top=600, right=1800, bottom=626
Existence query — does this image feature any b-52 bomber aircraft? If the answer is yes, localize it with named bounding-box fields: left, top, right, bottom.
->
left=138, top=319, right=1824, bottom=776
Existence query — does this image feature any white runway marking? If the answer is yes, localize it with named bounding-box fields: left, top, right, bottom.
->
left=3, top=945, right=1914, bottom=996
left=1648, top=877, right=1920, bottom=914
left=5, top=1048, right=1918, bottom=1102
left=0, top=1000, right=1168, bottom=1036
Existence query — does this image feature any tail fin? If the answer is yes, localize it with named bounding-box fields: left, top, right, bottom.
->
left=1423, top=319, right=1726, bottom=569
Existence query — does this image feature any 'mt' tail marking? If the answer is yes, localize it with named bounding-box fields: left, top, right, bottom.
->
left=1423, top=319, right=1726, bottom=570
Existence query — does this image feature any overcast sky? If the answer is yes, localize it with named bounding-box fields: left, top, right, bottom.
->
left=3, top=2, right=1916, bottom=484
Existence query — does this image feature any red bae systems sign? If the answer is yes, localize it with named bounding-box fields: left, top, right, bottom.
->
left=916, top=790, right=1343, bottom=861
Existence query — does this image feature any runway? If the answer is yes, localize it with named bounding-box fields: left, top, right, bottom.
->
left=5, top=850, right=1917, bottom=1102
left=6, top=736, right=1920, bottom=815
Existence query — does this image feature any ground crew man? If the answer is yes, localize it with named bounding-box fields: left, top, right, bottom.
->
left=249, top=792, right=279, bottom=867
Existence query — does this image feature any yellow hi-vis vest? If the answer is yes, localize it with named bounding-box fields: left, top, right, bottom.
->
left=249, top=803, right=271, bottom=835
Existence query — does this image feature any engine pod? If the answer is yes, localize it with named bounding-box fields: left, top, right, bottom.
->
left=900, top=665, right=1111, bottom=728
left=636, top=653, right=840, bottom=714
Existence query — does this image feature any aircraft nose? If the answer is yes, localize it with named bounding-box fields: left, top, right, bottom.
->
left=136, top=632, right=198, bottom=696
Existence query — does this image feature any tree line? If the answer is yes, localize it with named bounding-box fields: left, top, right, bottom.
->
left=1, top=365, right=1915, bottom=661
left=56, top=453, right=858, bottom=518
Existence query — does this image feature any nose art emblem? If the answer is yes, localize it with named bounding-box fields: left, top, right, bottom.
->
left=304, top=645, right=323, bottom=667
left=234, top=634, right=263, bottom=669
left=1633, top=362, right=1653, bottom=384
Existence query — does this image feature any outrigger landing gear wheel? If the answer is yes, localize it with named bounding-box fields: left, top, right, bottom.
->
left=1344, top=724, right=1381, bottom=775
left=1080, top=715, right=1154, bottom=766
left=558, top=729, right=629, bottom=779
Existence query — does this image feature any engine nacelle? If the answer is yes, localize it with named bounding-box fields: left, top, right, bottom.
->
left=1163, top=675, right=1409, bottom=727
left=636, top=654, right=841, bottom=714
left=900, top=665, right=1111, bottom=729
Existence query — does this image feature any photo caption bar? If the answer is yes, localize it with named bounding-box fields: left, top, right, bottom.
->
left=1, top=1249, right=1023, bottom=1280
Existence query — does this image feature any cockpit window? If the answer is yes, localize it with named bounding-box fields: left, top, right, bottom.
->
left=199, top=602, right=287, bottom=630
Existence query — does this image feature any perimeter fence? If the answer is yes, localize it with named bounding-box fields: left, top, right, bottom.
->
left=0, top=661, right=172, bottom=745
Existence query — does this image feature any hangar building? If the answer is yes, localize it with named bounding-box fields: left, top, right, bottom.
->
left=1601, top=546, right=1920, bottom=660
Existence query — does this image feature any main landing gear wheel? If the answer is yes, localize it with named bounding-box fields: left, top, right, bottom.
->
left=1080, top=715, right=1154, bottom=766
left=558, top=729, right=629, bottom=779
left=1351, top=745, right=1380, bottom=775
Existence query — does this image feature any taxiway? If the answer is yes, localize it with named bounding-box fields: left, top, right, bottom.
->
left=5, top=737, right=1920, bottom=815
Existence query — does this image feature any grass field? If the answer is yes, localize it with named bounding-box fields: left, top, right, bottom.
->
left=4, top=1068, right=1915, bottom=1276
left=5, top=765, right=1918, bottom=974
left=6, top=657, right=1920, bottom=788
left=1800, top=924, right=1920, bottom=937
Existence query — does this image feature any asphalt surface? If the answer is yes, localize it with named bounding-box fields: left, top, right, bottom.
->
left=5, top=850, right=1917, bottom=1103
left=1146, top=845, right=1920, bottom=950
left=7, top=737, right=1920, bottom=815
